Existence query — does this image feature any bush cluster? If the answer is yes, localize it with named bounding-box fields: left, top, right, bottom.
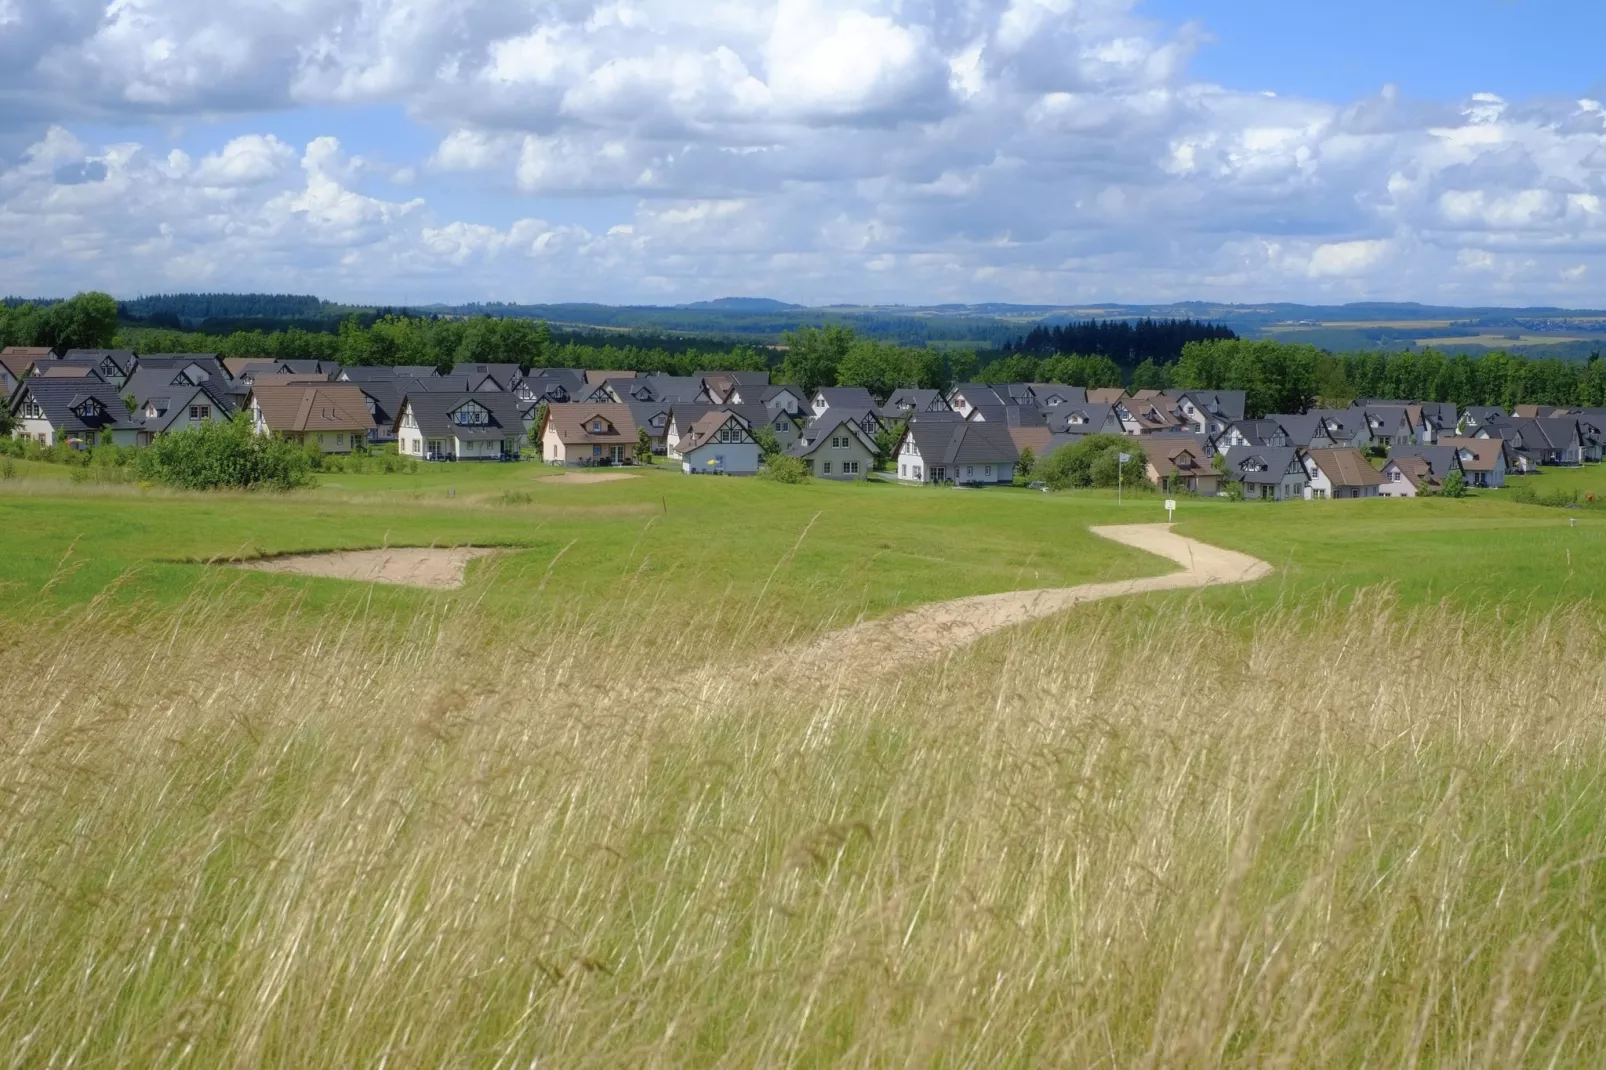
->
left=134, top=415, right=318, bottom=491
left=1031, top=434, right=1150, bottom=491
left=758, top=454, right=812, bottom=484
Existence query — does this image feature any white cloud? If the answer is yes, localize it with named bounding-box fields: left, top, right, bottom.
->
left=3, top=0, right=1606, bottom=303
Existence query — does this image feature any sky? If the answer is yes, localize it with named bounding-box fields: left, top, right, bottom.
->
left=1, top=0, right=1604, bottom=307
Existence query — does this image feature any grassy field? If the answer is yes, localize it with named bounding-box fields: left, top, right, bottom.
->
left=5, top=462, right=1606, bottom=1063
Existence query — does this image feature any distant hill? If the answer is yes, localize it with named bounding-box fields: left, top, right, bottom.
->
left=679, top=297, right=802, bottom=311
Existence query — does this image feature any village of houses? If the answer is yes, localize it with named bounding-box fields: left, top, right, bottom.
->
left=5, top=344, right=1604, bottom=499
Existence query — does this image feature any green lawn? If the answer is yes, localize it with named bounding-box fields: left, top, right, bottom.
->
left=4, top=460, right=1603, bottom=639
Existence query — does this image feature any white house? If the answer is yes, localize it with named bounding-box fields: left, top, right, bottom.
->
left=676, top=410, right=761, bottom=475
left=395, top=392, right=524, bottom=461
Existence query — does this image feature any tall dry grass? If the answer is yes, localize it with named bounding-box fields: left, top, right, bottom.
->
left=1, top=581, right=1605, bottom=1066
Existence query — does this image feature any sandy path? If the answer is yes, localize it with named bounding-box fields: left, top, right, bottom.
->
left=234, top=547, right=502, bottom=589
left=538, top=472, right=639, bottom=485
left=751, top=524, right=1270, bottom=678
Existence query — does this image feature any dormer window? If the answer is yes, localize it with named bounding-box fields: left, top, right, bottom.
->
left=454, top=403, right=488, bottom=426
left=19, top=396, right=45, bottom=419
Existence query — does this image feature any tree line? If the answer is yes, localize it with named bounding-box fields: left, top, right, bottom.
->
left=1003, top=318, right=1238, bottom=366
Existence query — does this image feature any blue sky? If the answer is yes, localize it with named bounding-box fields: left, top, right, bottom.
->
left=1, top=0, right=1604, bottom=306
left=1144, top=0, right=1606, bottom=102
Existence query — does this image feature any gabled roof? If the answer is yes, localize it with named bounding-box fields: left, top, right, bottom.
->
left=134, top=381, right=234, bottom=434
left=677, top=409, right=754, bottom=454
left=1140, top=436, right=1212, bottom=480
left=789, top=413, right=880, bottom=458
left=1027, top=384, right=1088, bottom=407
left=584, top=369, right=632, bottom=385
left=10, top=378, right=138, bottom=434
left=543, top=403, right=640, bottom=445
left=900, top=420, right=1019, bottom=467
left=1007, top=425, right=1054, bottom=458
left=248, top=382, right=374, bottom=433
left=946, top=383, right=1004, bottom=409
left=61, top=349, right=136, bottom=375
left=880, top=388, right=948, bottom=416
left=1384, top=455, right=1440, bottom=490
left=1226, top=418, right=1285, bottom=445
left=1046, top=403, right=1117, bottom=433
left=133, top=354, right=229, bottom=382
left=1087, top=388, right=1128, bottom=405
left=33, top=364, right=103, bottom=380
left=450, top=363, right=522, bottom=390
left=812, top=386, right=878, bottom=409
left=1436, top=437, right=1503, bottom=472
left=1223, top=445, right=1302, bottom=485
left=1387, top=445, right=1457, bottom=477
left=1172, top=390, right=1247, bottom=422
left=1303, top=448, right=1386, bottom=487
left=396, top=391, right=525, bottom=440
left=1270, top=413, right=1323, bottom=446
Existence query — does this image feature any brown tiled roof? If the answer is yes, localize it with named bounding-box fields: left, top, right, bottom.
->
left=1007, top=426, right=1053, bottom=456
left=677, top=410, right=751, bottom=453
left=1438, top=437, right=1502, bottom=473
left=1087, top=387, right=1128, bottom=405
left=1305, top=448, right=1387, bottom=487
left=1139, top=437, right=1209, bottom=479
left=584, top=369, right=633, bottom=385
left=33, top=364, right=101, bottom=379
left=223, top=357, right=282, bottom=377
left=543, top=403, right=640, bottom=445
left=1388, top=455, right=1438, bottom=489
left=250, top=382, right=373, bottom=433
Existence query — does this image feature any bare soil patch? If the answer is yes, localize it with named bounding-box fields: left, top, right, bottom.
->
left=233, top=547, right=502, bottom=589
left=537, top=472, right=640, bottom=485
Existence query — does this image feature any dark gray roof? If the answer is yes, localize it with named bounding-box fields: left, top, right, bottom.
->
left=1226, top=418, right=1284, bottom=445
left=880, top=388, right=948, bottom=416
left=132, top=381, right=235, bottom=434
left=903, top=419, right=1019, bottom=467
left=1174, top=390, right=1246, bottom=422
left=1271, top=413, right=1323, bottom=446
left=788, top=413, right=879, bottom=458
left=134, top=354, right=228, bottom=381
left=1046, top=404, right=1115, bottom=433
left=60, top=349, right=136, bottom=375
left=449, top=363, right=522, bottom=388
left=948, top=383, right=1005, bottom=409
left=279, top=359, right=336, bottom=377
left=813, top=386, right=877, bottom=409
left=1028, top=384, right=1088, bottom=407
left=1223, top=445, right=1301, bottom=485
left=1387, top=445, right=1457, bottom=475
left=396, top=391, right=525, bottom=440
left=10, top=378, right=139, bottom=434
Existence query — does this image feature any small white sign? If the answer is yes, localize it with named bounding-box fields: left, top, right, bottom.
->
left=1164, top=498, right=1177, bottom=521
left=1118, top=452, right=1131, bottom=463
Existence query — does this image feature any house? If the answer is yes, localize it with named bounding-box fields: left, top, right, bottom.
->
left=894, top=421, right=1018, bottom=485
left=1308, top=410, right=1373, bottom=450
left=944, top=383, right=1005, bottom=418
left=1171, top=391, right=1246, bottom=435
left=1301, top=448, right=1386, bottom=499
left=0, top=348, right=51, bottom=395
left=540, top=403, right=641, bottom=466
left=1495, top=417, right=1583, bottom=468
left=1140, top=437, right=1220, bottom=495
left=134, top=354, right=230, bottom=385
left=59, top=349, right=136, bottom=386
left=32, top=364, right=104, bottom=381
left=813, top=407, right=881, bottom=439
left=1116, top=398, right=1186, bottom=435
left=1220, top=419, right=1290, bottom=449
left=1087, top=387, right=1128, bottom=405
left=394, top=392, right=524, bottom=461
left=352, top=381, right=403, bottom=444
left=1027, top=384, right=1088, bottom=409
left=879, top=388, right=950, bottom=420
left=1434, top=437, right=1507, bottom=488
left=1222, top=446, right=1307, bottom=500
left=8, top=379, right=140, bottom=446
left=675, top=410, right=760, bottom=475
left=1006, top=425, right=1054, bottom=465
left=336, top=365, right=437, bottom=384
left=278, top=359, right=339, bottom=378
left=246, top=382, right=373, bottom=453
left=788, top=414, right=878, bottom=479
left=698, top=371, right=770, bottom=404
left=1269, top=413, right=1331, bottom=449
left=449, top=363, right=522, bottom=392
left=1459, top=406, right=1507, bottom=434
left=1048, top=404, right=1123, bottom=436
left=810, top=386, right=878, bottom=418
left=760, top=385, right=808, bottom=417
left=122, top=366, right=235, bottom=445
left=1361, top=405, right=1428, bottom=447
left=1379, top=446, right=1460, bottom=497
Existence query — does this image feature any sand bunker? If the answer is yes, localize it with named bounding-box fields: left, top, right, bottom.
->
left=234, top=547, right=501, bottom=589
left=538, top=472, right=639, bottom=485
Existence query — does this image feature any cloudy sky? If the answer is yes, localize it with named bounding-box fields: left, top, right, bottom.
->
left=2, top=0, right=1604, bottom=306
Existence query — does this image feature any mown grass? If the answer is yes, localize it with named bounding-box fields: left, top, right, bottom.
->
left=3, top=581, right=1606, bottom=1065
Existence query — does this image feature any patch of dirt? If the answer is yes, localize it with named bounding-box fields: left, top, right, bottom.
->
left=538, top=472, right=640, bottom=485
left=233, top=547, right=502, bottom=589
left=746, top=524, right=1272, bottom=682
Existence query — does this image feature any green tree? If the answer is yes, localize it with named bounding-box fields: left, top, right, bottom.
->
left=1032, top=434, right=1147, bottom=490
left=527, top=403, right=548, bottom=451
left=635, top=426, right=654, bottom=465
left=40, top=292, right=119, bottom=351
left=1014, top=445, right=1036, bottom=485
left=751, top=423, right=782, bottom=461
left=134, top=414, right=316, bottom=490
left=1440, top=470, right=1468, bottom=499
left=1130, top=359, right=1169, bottom=391
left=778, top=325, right=854, bottom=395
left=757, top=453, right=810, bottom=483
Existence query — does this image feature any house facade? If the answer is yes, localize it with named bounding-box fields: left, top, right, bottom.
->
left=247, top=383, right=373, bottom=453
left=788, top=415, right=878, bottom=479
left=541, top=404, right=641, bottom=466
left=676, top=411, right=761, bottom=475
left=395, top=392, right=524, bottom=461
left=1302, top=448, right=1386, bottom=499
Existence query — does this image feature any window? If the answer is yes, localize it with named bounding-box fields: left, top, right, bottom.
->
left=913, top=467, right=922, bottom=480
left=455, top=405, right=488, bottom=426
left=900, top=464, right=907, bottom=477
left=966, top=466, right=974, bottom=477
left=190, top=405, right=210, bottom=420
left=846, top=461, right=859, bottom=475
left=822, top=461, right=832, bottom=474
left=591, top=421, right=603, bottom=432
left=983, top=465, right=992, bottom=478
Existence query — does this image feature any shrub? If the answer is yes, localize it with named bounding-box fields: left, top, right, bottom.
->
left=758, top=454, right=811, bottom=484
left=1033, top=434, right=1148, bottom=491
left=134, top=414, right=317, bottom=491
left=1440, top=470, right=1467, bottom=499
left=0, top=457, right=14, bottom=480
